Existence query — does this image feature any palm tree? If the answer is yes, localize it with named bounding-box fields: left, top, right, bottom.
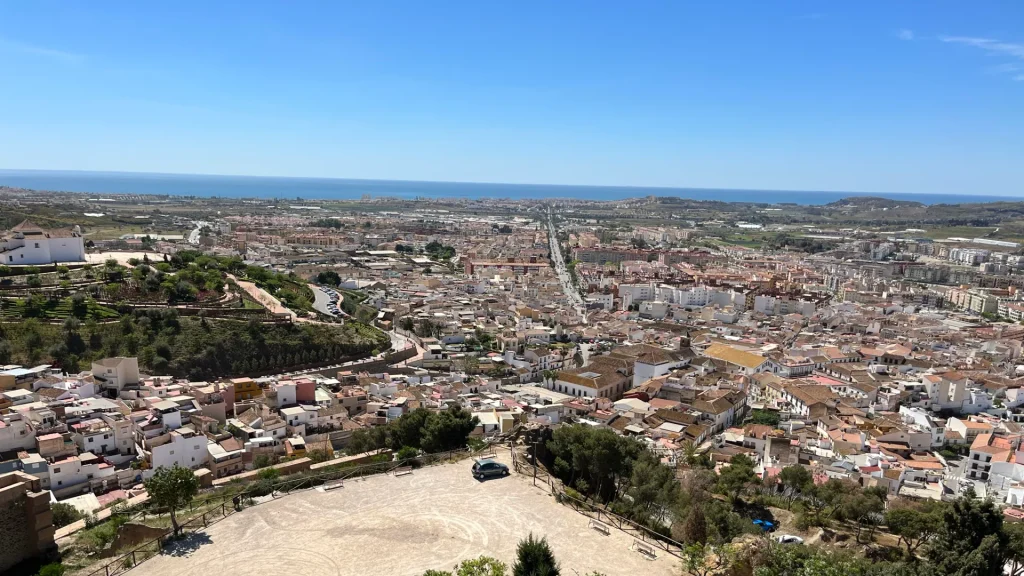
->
left=681, top=440, right=699, bottom=467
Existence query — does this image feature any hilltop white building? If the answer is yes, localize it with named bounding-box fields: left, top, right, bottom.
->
left=0, top=220, right=86, bottom=265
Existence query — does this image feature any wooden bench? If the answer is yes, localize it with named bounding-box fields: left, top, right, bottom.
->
left=393, top=466, right=414, bottom=477
left=631, top=540, right=657, bottom=559
left=323, top=481, right=344, bottom=491
left=588, top=519, right=611, bottom=536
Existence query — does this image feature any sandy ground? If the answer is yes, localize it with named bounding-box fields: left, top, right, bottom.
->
left=229, top=275, right=295, bottom=318
left=85, top=251, right=164, bottom=265
left=139, top=453, right=678, bottom=576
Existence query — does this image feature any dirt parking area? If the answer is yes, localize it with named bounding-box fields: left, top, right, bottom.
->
left=139, top=453, right=678, bottom=576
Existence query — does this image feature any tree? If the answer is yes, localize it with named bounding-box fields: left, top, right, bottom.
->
left=801, top=479, right=855, bottom=528
left=682, top=543, right=730, bottom=576
left=316, top=270, right=341, bottom=286
left=717, top=454, right=757, bottom=502
left=389, top=408, right=432, bottom=450
left=885, top=500, right=944, bottom=559
left=51, top=502, right=84, bottom=528
left=926, top=488, right=1008, bottom=576
left=681, top=504, right=708, bottom=545
left=420, top=405, right=479, bottom=453
left=1007, top=521, right=1024, bottom=576
left=620, top=451, right=679, bottom=527
left=546, top=424, right=639, bottom=503
left=777, top=465, right=812, bottom=506
left=680, top=440, right=701, bottom=467
left=454, top=556, right=508, bottom=576
left=143, top=464, right=200, bottom=537
left=752, top=544, right=878, bottom=576
left=841, top=490, right=885, bottom=543
left=749, top=409, right=780, bottom=427
left=348, top=426, right=388, bottom=455
left=512, top=534, right=559, bottom=576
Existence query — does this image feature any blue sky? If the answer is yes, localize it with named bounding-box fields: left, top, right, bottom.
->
left=1, top=1, right=1022, bottom=195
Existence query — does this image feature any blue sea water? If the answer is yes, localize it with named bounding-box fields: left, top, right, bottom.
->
left=0, top=169, right=1018, bottom=205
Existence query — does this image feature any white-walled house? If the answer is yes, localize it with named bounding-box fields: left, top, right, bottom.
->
left=141, top=428, right=209, bottom=477
left=91, top=357, right=140, bottom=393
left=0, top=220, right=86, bottom=265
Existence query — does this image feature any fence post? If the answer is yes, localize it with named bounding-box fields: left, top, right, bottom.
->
left=105, top=564, right=110, bottom=576
left=131, top=550, right=136, bottom=567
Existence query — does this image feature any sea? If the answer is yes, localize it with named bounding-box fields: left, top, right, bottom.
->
left=0, top=169, right=1018, bottom=206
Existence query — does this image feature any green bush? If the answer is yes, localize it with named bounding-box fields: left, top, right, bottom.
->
left=50, top=502, right=83, bottom=528
left=249, top=478, right=276, bottom=497
left=257, top=467, right=280, bottom=481
left=37, top=563, right=66, bottom=576
left=396, top=446, right=419, bottom=460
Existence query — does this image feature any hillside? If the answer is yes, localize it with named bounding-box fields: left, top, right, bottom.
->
left=0, top=312, right=390, bottom=380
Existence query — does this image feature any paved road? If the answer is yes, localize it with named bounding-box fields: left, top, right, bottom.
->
left=546, top=207, right=587, bottom=322
left=187, top=220, right=210, bottom=245
left=309, top=284, right=338, bottom=317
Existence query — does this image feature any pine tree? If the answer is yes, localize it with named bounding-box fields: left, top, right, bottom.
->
left=512, top=534, right=559, bottom=576
left=682, top=504, right=708, bottom=545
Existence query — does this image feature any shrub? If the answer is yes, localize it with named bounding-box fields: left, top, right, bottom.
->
left=38, top=563, right=66, bottom=576
left=397, top=446, right=419, bottom=461
left=51, top=502, right=84, bottom=529
left=249, top=478, right=276, bottom=497
left=257, top=467, right=280, bottom=481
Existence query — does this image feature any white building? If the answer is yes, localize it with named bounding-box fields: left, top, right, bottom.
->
left=144, top=429, right=209, bottom=477
left=91, top=357, right=140, bottom=393
left=0, top=220, right=86, bottom=265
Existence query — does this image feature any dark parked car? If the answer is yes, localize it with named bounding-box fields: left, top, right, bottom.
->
left=472, top=458, right=509, bottom=480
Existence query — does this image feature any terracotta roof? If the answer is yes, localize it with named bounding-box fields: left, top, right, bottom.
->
left=703, top=344, right=766, bottom=369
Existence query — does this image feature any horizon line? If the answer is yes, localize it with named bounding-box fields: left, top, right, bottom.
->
left=0, top=167, right=1020, bottom=200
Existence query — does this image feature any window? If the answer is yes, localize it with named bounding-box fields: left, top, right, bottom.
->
left=104, top=435, right=109, bottom=439
left=58, top=481, right=63, bottom=486
left=170, top=450, right=175, bottom=455
left=34, top=243, right=40, bottom=249
left=89, top=437, right=94, bottom=443
left=54, top=467, right=61, bottom=473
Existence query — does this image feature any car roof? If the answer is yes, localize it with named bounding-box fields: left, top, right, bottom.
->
left=475, top=458, right=497, bottom=465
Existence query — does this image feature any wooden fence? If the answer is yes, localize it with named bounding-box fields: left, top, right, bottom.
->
left=510, top=449, right=685, bottom=560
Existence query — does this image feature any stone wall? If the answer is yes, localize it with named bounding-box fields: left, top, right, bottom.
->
left=0, top=472, right=55, bottom=572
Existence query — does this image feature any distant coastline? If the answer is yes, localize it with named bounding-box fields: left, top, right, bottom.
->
left=0, top=168, right=1018, bottom=205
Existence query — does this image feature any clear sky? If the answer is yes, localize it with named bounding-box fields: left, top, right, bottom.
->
left=1, top=1, right=1022, bottom=195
